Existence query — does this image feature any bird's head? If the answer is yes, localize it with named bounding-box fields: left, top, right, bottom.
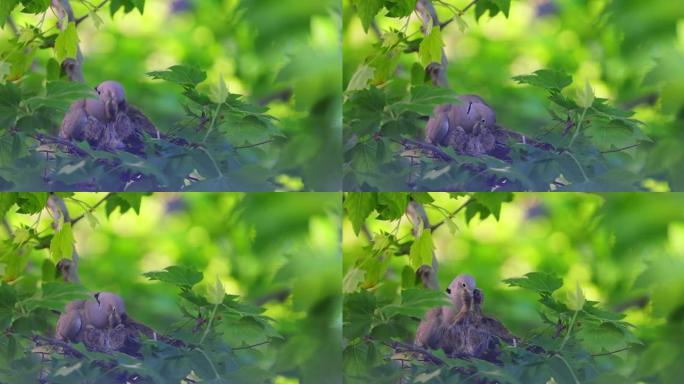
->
left=96, top=81, right=127, bottom=120
left=446, top=274, right=476, bottom=310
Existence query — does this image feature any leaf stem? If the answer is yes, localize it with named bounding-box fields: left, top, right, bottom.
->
left=199, top=303, right=218, bottom=345
left=195, top=346, right=221, bottom=380
left=568, top=108, right=588, bottom=149
left=562, top=151, right=589, bottom=182
left=202, top=103, right=223, bottom=143
left=554, top=353, right=581, bottom=384
left=559, top=310, right=578, bottom=351
left=197, top=147, right=224, bottom=177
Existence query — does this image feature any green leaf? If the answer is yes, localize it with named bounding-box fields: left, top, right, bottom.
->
left=418, top=25, right=443, bottom=66
left=344, top=193, right=376, bottom=236
left=346, top=64, right=375, bottom=92
left=15, top=192, right=48, bottom=214
left=205, top=276, right=225, bottom=305
left=110, top=0, right=145, bottom=16
left=147, top=65, right=207, bottom=88
left=54, top=22, right=79, bottom=62
left=566, top=281, right=585, bottom=311
left=576, top=80, right=595, bottom=109
left=376, top=192, right=408, bottom=220
left=49, top=223, right=74, bottom=262
left=210, top=74, right=229, bottom=104
left=548, top=354, right=580, bottom=384
left=380, top=288, right=447, bottom=318
left=0, top=0, right=20, bottom=28
left=513, top=69, right=573, bottom=91
left=409, top=230, right=433, bottom=269
left=390, top=85, right=458, bottom=115
left=351, top=0, right=383, bottom=32
left=492, top=0, right=511, bottom=17
left=504, top=272, right=563, bottom=294
left=472, top=192, right=513, bottom=220
left=143, top=265, right=203, bottom=289
left=19, top=0, right=50, bottom=13
left=384, top=0, right=417, bottom=17
left=343, top=267, right=366, bottom=293
left=105, top=193, right=146, bottom=216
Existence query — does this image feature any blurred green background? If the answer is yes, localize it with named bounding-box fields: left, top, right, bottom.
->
left=343, top=192, right=684, bottom=382
left=2, top=0, right=342, bottom=190
left=2, top=192, right=342, bottom=382
left=343, top=0, right=684, bottom=190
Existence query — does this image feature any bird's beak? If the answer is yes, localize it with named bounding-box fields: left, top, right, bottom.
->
left=104, top=91, right=118, bottom=120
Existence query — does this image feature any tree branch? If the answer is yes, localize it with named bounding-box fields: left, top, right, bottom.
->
left=52, top=0, right=84, bottom=82
left=75, top=0, right=109, bottom=26
left=70, top=193, right=113, bottom=225
left=47, top=193, right=80, bottom=281
left=440, top=0, right=479, bottom=29
left=416, top=0, right=449, bottom=87
left=429, top=196, right=474, bottom=232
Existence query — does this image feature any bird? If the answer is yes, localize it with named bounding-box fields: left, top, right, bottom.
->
left=415, top=274, right=477, bottom=350
left=425, top=95, right=498, bottom=156
left=415, top=274, right=516, bottom=361
left=60, top=80, right=159, bottom=153
left=55, top=300, right=86, bottom=342
left=55, top=292, right=128, bottom=349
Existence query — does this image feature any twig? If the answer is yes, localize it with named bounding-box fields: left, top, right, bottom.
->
left=381, top=339, right=445, bottom=365
left=6, top=16, right=20, bottom=37
left=32, top=133, right=91, bottom=158
left=591, top=347, right=632, bottom=357
left=31, top=335, right=86, bottom=358
left=70, top=193, right=113, bottom=225
left=232, top=340, right=271, bottom=351
left=430, top=196, right=474, bottom=232
left=75, top=0, right=109, bottom=25
left=440, top=0, right=479, bottom=29
left=601, top=144, right=640, bottom=154
left=234, top=140, right=274, bottom=150
left=400, top=138, right=455, bottom=162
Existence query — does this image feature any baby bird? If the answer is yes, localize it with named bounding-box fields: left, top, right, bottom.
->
left=60, top=81, right=158, bottom=153
left=426, top=95, right=498, bottom=156
left=55, top=292, right=128, bottom=351
left=415, top=274, right=476, bottom=350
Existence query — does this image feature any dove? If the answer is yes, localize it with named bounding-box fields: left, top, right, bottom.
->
left=60, top=81, right=158, bottom=153
left=415, top=274, right=476, bottom=349
left=55, top=300, right=86, bottom=342
left=55, top=292, right=127, bottom=343
left=426, top=95, right=498, bottom=156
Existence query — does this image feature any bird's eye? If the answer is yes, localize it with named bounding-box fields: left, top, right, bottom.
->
left=446, top=288, right=451, bottom=294
left=461, top=282, right=466, bottom=288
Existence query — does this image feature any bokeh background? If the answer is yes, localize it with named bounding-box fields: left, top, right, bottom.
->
left=343, top=192, right=684, bottom=382
left=343, top=0, right=684, bottom=190
left=2, top=0, right=342, bottom=190
left=2, top=192, right=342, bottom=382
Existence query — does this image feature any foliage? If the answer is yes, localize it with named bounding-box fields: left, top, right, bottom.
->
left=342, top=0, right=684, bottom=191
left=0, top=0, right=341, bottom=191
left=342, top=192, right=684, bottom=383
left=0, top=192, right=342, bottom=383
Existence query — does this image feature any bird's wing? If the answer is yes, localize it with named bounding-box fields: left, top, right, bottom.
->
left=60, top=100, right=87, bottom=140
left=480, top=315, right=516, bottom=344
left=426, top=105, right=451, bottom=145
left=127, top=105, right=159, bottom=138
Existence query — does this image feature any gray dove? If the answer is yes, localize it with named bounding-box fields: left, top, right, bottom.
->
left=415, top=274, right=476, bottom=350
left=426, top=95, right=498, bottom=156
left=60, top=81, right=158, bottom=153
left=55, top=292, right=128, bottom=345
